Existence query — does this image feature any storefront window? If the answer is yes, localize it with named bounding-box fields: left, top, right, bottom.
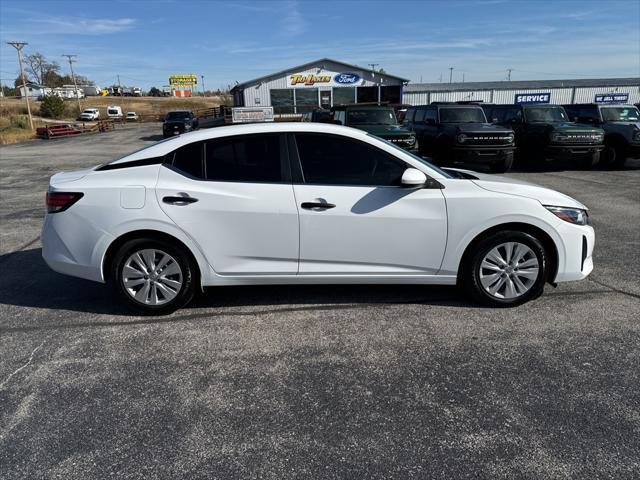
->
left=357, top=86, right=378, bottom=104
left=333, top=87, right=355, bottom=105
left=270, top=89, right=294, bottom=114
left=295, top=88, right=318, bottom=113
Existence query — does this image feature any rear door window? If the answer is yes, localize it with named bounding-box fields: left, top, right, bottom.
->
left=424, top=109, right=438, bottom=123
left=204, top=133, right=284, bottom=183
left=171, top=141, right=204, bottom=179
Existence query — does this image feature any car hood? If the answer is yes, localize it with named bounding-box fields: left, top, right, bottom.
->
left=455, top=123, right=512, bottom=134
left=547, top=122, right=603, bottom=133
left=446, top=168, right=587, bottom=209
left=351, top=124, right=413, bottom=137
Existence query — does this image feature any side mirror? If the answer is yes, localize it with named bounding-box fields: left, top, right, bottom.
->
left=491, top=117, right=499, bottom=124
left=401, top=168, right=427, bottom=187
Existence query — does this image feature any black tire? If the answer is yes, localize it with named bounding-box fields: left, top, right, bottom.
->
left=601, top=141, right=627, bottom=169
left=489, top=152, right=514, bottom=173
left=580, top=151, right=600, bottom=169
left=460, top=230, right=547, bottom=307
left=111, top=237, right=197, bottom=315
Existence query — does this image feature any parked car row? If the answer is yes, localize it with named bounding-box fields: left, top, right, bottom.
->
left=304, top=101, right=639, bottom=172
left=77, top=105, right=139, bottom=122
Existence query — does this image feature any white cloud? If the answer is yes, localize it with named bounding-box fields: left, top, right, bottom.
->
left=280, top=0, right=306, bottom=37
left=31, top=16, right=136, bottom=35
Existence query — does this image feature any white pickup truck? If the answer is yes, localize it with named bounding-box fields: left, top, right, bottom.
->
left=79, top=108, right=100, bottom=121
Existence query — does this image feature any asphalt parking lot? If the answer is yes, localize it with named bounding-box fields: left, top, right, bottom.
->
left=1, top=124, right=639, bottom=479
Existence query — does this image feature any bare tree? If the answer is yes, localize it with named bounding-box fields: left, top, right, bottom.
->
left=24, top=52, right=60, bottom=86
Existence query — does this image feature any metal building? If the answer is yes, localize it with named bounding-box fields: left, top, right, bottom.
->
left=231, top=58, right=409, bottom=113
left=403, top=78, right=640, bottom=106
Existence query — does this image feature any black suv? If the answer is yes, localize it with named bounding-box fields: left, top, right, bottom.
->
left=331, top=105, right=417, bottom=150
left=483, top=104, right=605, bottom=168
left=403, top=104, right=516, bottom=172
left=563, top=103, right=640, bottom=168
left=163, top=110, right=199, bottom=138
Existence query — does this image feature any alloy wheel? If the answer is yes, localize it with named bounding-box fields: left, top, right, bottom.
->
left=122, top=249, right=183, bottom=305
left=479, top=242, right=540, bottom=299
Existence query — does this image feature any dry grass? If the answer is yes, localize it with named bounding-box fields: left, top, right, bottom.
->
left=0, top=95, right=228, bottom=122
left=0, top=115, right=47, bottom=145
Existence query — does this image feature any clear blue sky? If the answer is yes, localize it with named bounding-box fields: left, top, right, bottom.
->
left=1, top=0, right=639, bottom=90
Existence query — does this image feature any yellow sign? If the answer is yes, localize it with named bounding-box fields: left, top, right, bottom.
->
left=169, top=74, right=198, bottom=86
left=289, top=74, right=331, bottom=86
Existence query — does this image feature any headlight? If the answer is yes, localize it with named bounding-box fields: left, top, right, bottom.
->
left=505, top=134, right=515, bottom=144
left=633, top=130, right=640, bottom=142
left=457, top=134, right=467, bottom=144
left=545, top=206, right=590, bottom=225
left=406, top=135, right=416, bottom=145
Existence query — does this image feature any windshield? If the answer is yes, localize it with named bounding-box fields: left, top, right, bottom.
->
left=526, top=107, right=568, bottom=123
left=368, top=134, right=453, bottom=179
left=601, top=107, right=640, bottom=122
left=82, top=109, right=95, bottom=113
left=439, top=108, right=486, bottom=123
left=166, top=112, right=191, bottom=120
left=347, top=109, right=397, bottom=125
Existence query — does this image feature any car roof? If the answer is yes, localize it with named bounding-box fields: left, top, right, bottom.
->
left=110, top=123, right=381, bottom=161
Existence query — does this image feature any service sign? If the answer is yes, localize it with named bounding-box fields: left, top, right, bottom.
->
left=594, top=93, right=629, bottom=104
left=287, top=71, right=364, bottom=87
left=232, top=107, right=274, bottom=123
left=514, top=92, right=551, bottom=104
left=169, top=74, right=198, bottom=87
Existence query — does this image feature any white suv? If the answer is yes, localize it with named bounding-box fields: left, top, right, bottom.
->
left=79, top=108, right=100, bottom=121
left=42, top=123, right=594, bottom=314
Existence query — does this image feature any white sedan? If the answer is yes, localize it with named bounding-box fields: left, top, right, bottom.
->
left=42, top=123, right=594, bottom=314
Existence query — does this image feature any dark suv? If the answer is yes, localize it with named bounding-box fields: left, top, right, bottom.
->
left=163, top=110, right=199, bottom=138
left=331, top=105, right=417, bottom=150
left=563, top=103, right=640, bottom=168
left=403, top=104, right=516, bottom=172
left=483, top=104, right=605, bottom=169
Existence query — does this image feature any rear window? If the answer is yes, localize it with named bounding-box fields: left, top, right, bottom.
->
left=172, top=141, right=204, bottom=178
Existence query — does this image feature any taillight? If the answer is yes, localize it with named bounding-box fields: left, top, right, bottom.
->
left=46, top=192, right=84, bottom=213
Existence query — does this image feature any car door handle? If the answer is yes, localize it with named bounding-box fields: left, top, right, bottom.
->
left=163, top=195, right=198, bottom=205
left=301, top=202, right=335, bottom=210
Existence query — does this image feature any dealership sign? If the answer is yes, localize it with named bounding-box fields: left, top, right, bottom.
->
left=232, top=107, right=274, bottom=123
left=287, top=71, right=364, bottom=87
left=515, top=92, right=551, bottom=104
left=594, top=93, right=629, bottom=104
left=169, top=74, right=198, bottom=87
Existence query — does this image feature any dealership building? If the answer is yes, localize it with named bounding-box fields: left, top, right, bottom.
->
left=231, top=59, right=639, bottom=111
left=403, top=78, right=640, bottom=106
left=231, top=58, right=409, bottom=113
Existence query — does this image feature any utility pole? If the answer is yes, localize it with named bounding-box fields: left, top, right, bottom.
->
left=507, top=68, right=512, bottom=81
left=462, top=72, right=465, bottom=83
left=62, top=54, right=82, bottom=113
left=439, top=73, right=442, bottom=83
left=7, top=42, right=34, bottom=130
left=201, top=75, right=205, bottom=96
left=449, top=67, right=454, bottom=84
left=368, top=63, right=379, bottom=72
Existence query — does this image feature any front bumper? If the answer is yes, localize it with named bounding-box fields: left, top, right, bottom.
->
left=545, top=144, right=604, bottom=160
left=452, top=145, right=515, bottom=164
left=553, top=221, right=595, bottom=283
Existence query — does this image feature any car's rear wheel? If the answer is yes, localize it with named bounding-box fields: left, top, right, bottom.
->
left=461, top=231, right=547, bottom=307
left=111, top=238, right=196, bottom=314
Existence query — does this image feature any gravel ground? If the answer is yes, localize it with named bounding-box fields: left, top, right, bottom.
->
left=1, top=124, right=639, bottom=479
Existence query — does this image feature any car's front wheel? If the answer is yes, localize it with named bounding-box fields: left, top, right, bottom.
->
left=461, top=231, right=547, bottom=307
left=489, top=152, right=514, bottom=173
left=111, top=238, right=197, bottom=314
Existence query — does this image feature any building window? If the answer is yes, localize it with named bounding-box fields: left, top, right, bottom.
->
left=381, top=86, right=401, bottom=104
left=357, top=86, right=378, bottom=104
left=333, top=87, right=355, bottom=105
left=270, top=89, right=294, bottom=113
left=295, top=88, right=318, bottom=113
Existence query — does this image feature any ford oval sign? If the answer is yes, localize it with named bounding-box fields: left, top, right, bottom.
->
left=334, top=73, right=361, bottom=85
